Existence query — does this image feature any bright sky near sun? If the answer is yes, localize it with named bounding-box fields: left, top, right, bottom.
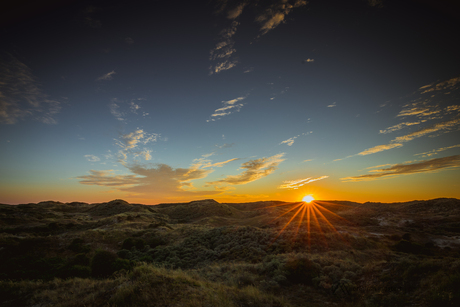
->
left=1, top=0, right=460, bottom=205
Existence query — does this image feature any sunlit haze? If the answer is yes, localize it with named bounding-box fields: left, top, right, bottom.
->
left=1, top=0, right=459, bottom=205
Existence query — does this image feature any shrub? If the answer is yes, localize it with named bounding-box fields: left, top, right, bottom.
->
left=68, top=238, right=90, bottom=253
left=121, top=238, right=145, bottom=251
left=283, top=255, right=320, bottom=285
left=91, top=250, right=117, bottom=277
left=117, top=249, right=132, bottom=259
left=70, top=253, right=90, bottom=266
left=112, top=258, right=133, bottom=272
left=121, top=238, right=135, bottom=250
left=394, top=240, right=424, bottom=254
left=64, top=265, right=91, bottom=278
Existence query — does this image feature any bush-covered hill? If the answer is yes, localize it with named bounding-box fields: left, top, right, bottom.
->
left=1, top=198, right=459, bottom=306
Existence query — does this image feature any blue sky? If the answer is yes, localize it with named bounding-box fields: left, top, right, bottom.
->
left=1, top=0, right=460, bottom=204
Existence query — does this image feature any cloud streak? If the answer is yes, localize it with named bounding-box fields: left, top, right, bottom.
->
left=358, top=116, right=460, bottom=156
left=207, top=96, right=246, bottom=121
left=209, top=21, right=239, bottom=74
left=0, top=54, right=62, bottom=124
left=97, top=70, right=116, bottom=81
left=84, top=155, right=101, bottom=162
left=255, top=0, right=307, bottom=35
left=415, top=144, right=460, bottom=158
left=278, top=176, right=329, bottom=189
left=342, top=155, right=460, bottom=182
left=78, top=164, right=218, bottom=197
left=207, top=153, right=285, bottom=186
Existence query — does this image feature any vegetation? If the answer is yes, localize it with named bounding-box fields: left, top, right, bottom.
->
left=0, top=198, right=459, bottom=306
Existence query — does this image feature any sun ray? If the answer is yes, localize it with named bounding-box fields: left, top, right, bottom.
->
left=312, top=204, right=338, bottom=232
left=314, top=203, right=350, bottom=224
left=307, top=205, right=311, bottom=247
left=294, top=203, right=308, bottom=241
left=268, top=202, right=303, bottom=223
left=273, top=203, right=305, bottom=241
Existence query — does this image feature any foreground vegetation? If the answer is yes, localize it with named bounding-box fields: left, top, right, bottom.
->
left=1, top=198, right=459, bottom=306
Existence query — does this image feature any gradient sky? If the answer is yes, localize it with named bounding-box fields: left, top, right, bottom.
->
left=1, top=0, right=460, bottom=205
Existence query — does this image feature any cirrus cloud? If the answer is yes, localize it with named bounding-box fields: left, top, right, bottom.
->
left=342, top=155, right=460, bottom=182
left=206, top=153, right=285, bottom=186
left=278, top=176, right=329, bottom=189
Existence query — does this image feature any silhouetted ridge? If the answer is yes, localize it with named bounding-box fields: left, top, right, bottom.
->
left=155, top=199, right=239, bottom=222
left=87, top=199, right=143, bottom=216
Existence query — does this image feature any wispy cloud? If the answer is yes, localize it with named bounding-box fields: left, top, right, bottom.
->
left=367, top=0, right=383, bottom=8
left=369, top=76, right=460, bottom=153
left=227, top=2, right=247, bottom=19
left=379, top=120, right=426, bottom=134
left=207, top=96, right=246, bottom=121
left=209, top=21, right=239, bottom=75
left=419, top=76, right=460, bottom=94
left=84, top=155, right=101, bottom=162
left=109, top=98, right=146, bottom=121
left=109, top=99, right=124, bottom=121
left=135, top=149, right=152, bottom=161
left=279, top=132, right=312, bottom=146
left=302, top=59, right=314, bottom=63
left=0, top=54, right=62, bottom=125
left=255, top=0, right=307, bottom=35
left=358, top=143, right=404, bottom=156
left=327, top=102, right=336, bottom=108
left=342, top=155, right=460, bottom=182
left=415, top=144, right=460, bottom=158
left=206, top=153, right=285, bottom=186
left=278, top=176, right=329, bottom=189
left=280, top=137, right=297, bottom=146
left=116, top=129, right=159, bottom=150
left=97, top=70, right=116, bottom=81
left=78, top=164, right=218, bottom=197
left=78, top=169, right=137, bottom=186
left=81, top=5, right=102, bottom=28
left=210, top=0, right=308, bottom=74
left=358, top=117, right=460, bottom=156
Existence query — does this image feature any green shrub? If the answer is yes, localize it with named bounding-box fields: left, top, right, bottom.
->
left=68, top=238, right=90, bottom=253
left=112, top=258, right=133, bottom=272
left=64, top=265, right=91, bottom=278
left=90, top=250, right=117, bottom=277
left=122, top=238, right=135, bottom=250
left=394, top=240, right=424, bottom=254
left=283, top=255, right=320, bottom=285
left=117, top=249, right=132, bottom=259
left=70, top=253, right=90, bottom=266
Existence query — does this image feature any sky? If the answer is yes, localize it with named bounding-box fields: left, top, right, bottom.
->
left=1, top=0, right=460, bottom=205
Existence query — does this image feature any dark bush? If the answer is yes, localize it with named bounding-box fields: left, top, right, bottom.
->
left=284, top=255, right=320, bottom=285
left=122, top=238, right=135, bottom=250
left=70, top=253, right=90, bottom=266
left=112, top=258, right=133, bottom=272
left=117, top=249, right=132, bottom=259
left=148, top=236, right=167, bottom=248
left=135, top=238, right=145, bottom=250
left=62, top=265, right=91, bottom=278
left=394, top=240, right=424, bottom=254
left=91, top=250, right=117, bottom=277
left=68, top=238, right=90, bottom=253
left=402, top=233, right=411, bottom=241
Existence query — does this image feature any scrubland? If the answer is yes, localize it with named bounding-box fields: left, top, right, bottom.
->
left=1, top=198, right=459, bottom=306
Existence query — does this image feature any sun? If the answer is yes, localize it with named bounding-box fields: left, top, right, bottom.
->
left=302, top=195, right=314, bottom=203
